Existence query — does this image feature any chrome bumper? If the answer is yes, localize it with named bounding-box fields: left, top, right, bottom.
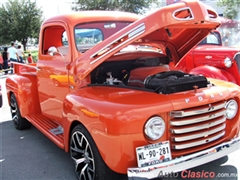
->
left=127, top=137, right=240, bottom=180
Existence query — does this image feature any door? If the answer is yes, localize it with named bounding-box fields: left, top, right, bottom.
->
left=37, top=23, right=71, bottom=124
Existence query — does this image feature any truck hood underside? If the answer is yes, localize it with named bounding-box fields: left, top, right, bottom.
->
left=76, top=0, right=221, bottom=80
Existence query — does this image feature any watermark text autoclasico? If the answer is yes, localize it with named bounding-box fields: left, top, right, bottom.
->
left=158, top=170, right=238, bottom=178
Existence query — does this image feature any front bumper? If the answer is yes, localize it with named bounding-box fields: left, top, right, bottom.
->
left=127, top=137, right=240, bottom=180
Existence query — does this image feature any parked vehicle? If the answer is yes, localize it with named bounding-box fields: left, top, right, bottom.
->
left=5, top=1, right=240, bottom=180
left=175, top=30, right=240, bottom=84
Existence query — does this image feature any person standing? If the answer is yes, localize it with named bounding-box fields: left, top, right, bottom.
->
left=7, top=42, right=19, bottom=73
left=27, top=53, right=33, bottom=63
left=222, top=32, right=231, bottom=46
left=2, top=47, right=9, bottom=74
left=17, top=45, right=24, bottom=63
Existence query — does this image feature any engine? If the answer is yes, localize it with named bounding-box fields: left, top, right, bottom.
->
left=91, top=60, right=209, bottom=94
left=128, top=67, right=209, bottom=94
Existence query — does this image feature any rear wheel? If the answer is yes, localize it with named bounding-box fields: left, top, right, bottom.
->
left=10, top=93, right=31, bottom=130
left=70, top=124, right=124, bottom=180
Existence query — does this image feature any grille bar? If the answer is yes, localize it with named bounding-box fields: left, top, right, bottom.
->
left=170, top=109, right=226, bottom=126
left=172, top=124, right=226, bottom=142
left=170, top=102, right=225, bottom=117
left=173, top=131, right=225, bottom=150
left=170, top=116, right=226, bottom=134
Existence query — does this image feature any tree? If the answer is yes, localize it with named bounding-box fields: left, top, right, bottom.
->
left=217, top=0, right=240, bottom=19
left=0, top=0, right=43, bottom=50
left=71, top=0, right=161, bottom=15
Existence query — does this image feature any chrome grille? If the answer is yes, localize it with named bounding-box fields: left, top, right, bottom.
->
left=170, top=101, right=226, bottom=150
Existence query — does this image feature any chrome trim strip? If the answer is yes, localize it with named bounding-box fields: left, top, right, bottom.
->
left=173, top=131, right=225, bottom=149
left=129, top=24, right=145, bottom=38
left=170, top=109, right=226, bottom=126
left=172, top=124, right=226, bottom=142
left=170, top=116, right=226, bottom=134
left=127, top=137, right=240, bottom=180
left=170, top=102, right=225, bottom=117
left=90, top=23, right=146, bottom=61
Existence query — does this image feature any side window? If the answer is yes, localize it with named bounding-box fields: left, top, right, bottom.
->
left=62, top=31, right=68, bottom=46
left=75, top=28, right=103, bottom=53
left=42, top=26, right=69, bottom=55
left=206, top=34, right=219, bottom=44
left=58, top=31, right=69, bottom=55
left=199, top=33, right=221, bottom=45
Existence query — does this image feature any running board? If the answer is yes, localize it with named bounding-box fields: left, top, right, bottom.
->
left=25, top=114, right=64, bottom=149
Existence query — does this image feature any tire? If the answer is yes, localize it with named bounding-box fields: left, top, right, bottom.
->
left=70, top=124, right=125, bottom=180
left=10, top=93, right=31, bottom=130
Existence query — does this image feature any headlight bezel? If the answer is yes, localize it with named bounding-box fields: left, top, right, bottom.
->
left=144, top=116, right=165, bottom=141
left=225, top=99, right=238, bottom=119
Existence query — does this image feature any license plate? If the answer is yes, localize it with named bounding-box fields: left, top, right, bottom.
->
left=136, top=141, right=172, bottom=167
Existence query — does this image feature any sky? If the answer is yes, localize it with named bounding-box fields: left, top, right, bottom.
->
left=0, top=0, right=73, bottom=19
left=36, top=0, right=72, bottom=19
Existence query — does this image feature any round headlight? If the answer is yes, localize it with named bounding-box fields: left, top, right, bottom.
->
left=225, top=99, right=238, bottom=119
left=224, top=57, right=232, bottom=68
left=144, top=116, right=165, bottom=140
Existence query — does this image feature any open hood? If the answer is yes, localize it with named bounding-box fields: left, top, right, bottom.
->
left=76, top=0, right=221, bottom=80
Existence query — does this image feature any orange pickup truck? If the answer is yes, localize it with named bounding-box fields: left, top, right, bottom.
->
left=5, top=1, right=240, bottom=180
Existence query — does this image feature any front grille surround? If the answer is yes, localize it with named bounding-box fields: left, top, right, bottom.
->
left=170, top=101, right=226, bottom=150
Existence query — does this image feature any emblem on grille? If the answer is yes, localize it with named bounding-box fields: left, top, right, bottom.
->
left=208, top=104, right=214, bottom=111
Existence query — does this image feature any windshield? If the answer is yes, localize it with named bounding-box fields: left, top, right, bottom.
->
left=74, top=22, right=132, bottom=53
left=198, top=31, right=222, bottom=46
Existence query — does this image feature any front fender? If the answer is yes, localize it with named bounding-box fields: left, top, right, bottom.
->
left=6, top=74, right=41, bottom=117
left=189, top=65, right=237, bottom=84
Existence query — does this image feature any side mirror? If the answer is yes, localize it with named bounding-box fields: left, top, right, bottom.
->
left=48, top=46, right=58, bottom=56
left=47, top=46, right=66, bottom=65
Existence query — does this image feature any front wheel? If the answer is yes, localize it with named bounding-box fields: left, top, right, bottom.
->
left=70, top=124, right=123, bottom=180
left=10, top=93, right=31, bottom=130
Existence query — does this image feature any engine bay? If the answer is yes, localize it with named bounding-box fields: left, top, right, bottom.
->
left=90, top=57, right=210, bottom=94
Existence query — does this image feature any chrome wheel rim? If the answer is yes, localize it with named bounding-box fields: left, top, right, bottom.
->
left=53, top=79, right=59, bottom=86
left=10, top=96, right=19, bottom=128
left=70, top=131, right=95, bottom=180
